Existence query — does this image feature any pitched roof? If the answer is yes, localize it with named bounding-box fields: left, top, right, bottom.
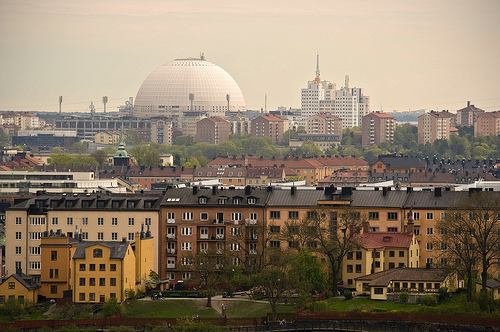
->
left=353, top=232, right=413, bottom=250
left=476, top=279, right=500, bottom=289
left=356, top=268, right=451, bottom=287
left=1, top=272, right=39, bottom=290
left=73, top=241, right=130, bottom=260
left=372, top=155, right=426, bottom=169
left=366, top=112, right=394, bottom=119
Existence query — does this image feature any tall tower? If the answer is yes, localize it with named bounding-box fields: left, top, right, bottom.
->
left=113, top=124, right=130, bottom=166
left=315, top=52, right=321, bottom=84
left=102, top=96, right=108, bottom=114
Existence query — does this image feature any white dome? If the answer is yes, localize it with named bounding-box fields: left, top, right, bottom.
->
left=134, top=57, right=246, bottom=117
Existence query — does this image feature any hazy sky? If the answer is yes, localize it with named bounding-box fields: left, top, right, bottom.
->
left=0, top=0, right=499, bottom=113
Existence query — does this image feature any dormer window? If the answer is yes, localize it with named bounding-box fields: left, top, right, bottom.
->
left=199, top=197, right=207, bottom=204
left=112, top=200, right=121, bottom=209
left=218, top=197, right=227, bottom=205
left=207, top=172, right=212, bottom=176
left=228, top=172, right=233, bottom=176
left=144, top=201, right=153, bottom=208
left=97, top=200, right=106, bottom=208
left=233, top=198, right=241, bottom=205
left=248, top=198, right=256, bottom=205
left=127, top=201, right=136, bottom=209
left=93, top=248, right=103, bottom=258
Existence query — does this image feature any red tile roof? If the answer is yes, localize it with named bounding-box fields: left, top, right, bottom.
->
left=354, top=232, right=413, bottom=250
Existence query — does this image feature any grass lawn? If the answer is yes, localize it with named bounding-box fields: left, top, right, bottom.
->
left=123, top=299, right=220, bottom=318
left=225, top=300, right=301, bottom=318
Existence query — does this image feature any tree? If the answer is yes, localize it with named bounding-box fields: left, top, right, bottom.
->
left=99, top=297, right=122, bottom=318
left=91, top=149, right=109, bottom=166
left=129, top=144, right=160, bottom=166
left=289, top=249, right=327, bottom=305
left=295, top=141, right=324, bottom=156
left=143, top=270, right=160, bottom=292
left=308, top=206, right=366, bottom=296
left=0, top=128, right=9, bottom=148
left=185, top=249, right=229, bottom=307
left=254, top=265, right=291, bottom=321
left=125, top=129, right=142, bottom=146
left=70, top=142, right=88, bottom=154
left=183, top=157, right=201, bottom=168
left=175, top=135, right=195, bottom=146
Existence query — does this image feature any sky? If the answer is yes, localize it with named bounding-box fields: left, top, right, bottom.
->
left=0, top=0, right=499, bottom=114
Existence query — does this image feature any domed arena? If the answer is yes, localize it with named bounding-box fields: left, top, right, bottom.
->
left=134, top=55, right=246, bottom=118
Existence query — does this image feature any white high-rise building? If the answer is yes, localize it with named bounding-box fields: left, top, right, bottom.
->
left=334, top=76, right=370, bottom=129
left=300, top=55, right=370, bottom=129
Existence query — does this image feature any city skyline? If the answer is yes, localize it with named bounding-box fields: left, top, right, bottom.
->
left=0, top=0, right=499, bottom=114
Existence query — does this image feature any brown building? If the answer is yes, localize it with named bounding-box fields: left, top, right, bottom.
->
left=475, top=111, right=500, bottom=137
left=306, top=113, right=342, bottom=135
left=159, top=186, right=270, bottom=286
left=196, top=117, right=230, bottom=144
left=361, top=112, right=395, bottom=146
left=250, top=114, right=285, bottom=142
left=456, top=101, right=485, bottom=127
left=417, top=111, right=450, bottom=144
left=369, top=155, right=426, bottom=174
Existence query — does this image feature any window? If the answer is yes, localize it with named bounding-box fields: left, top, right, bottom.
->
left=52, top=217, right=58, bottom=225
left=128, top=233, right=134, bottom=241
left=230, top=228, right=241, bottom=236
left=78, top=293, right=86, bottom=301
left=355, top=265, right=362, bottom=273
left=90, top=264, right=96, bottom=271
left=426, top=212, right=434, bottom=220
left=145, top=218, right=151, bottom=225
left=369, top=212, right=379, bottom=220
left=389, top=262, right=395, bottom=269
left=82, top=217, right=88, bottom=226
left=80, top=264, right=86, bottom=271
left=307, top=211, right=317, bottom=219
left=387, top=227, right=398, bottom=232
left=15, top=217, right=22, bottom=225
left=288, top=211, right=299, bottom=219
left=233, top=198, right=241, bottom=205
left=218, top=198, right=227, bottom=205
left=99, top=264, right=106, bottom=271
left=51, top=251, right=57, bottom=261
left=67, top=217, right=73, bottom=225
left=399, top=251, right=404, bottom=257
left=426, top=227, right=434, bottom=235
left=413, top=212, right=420, bottom=220
left=8, top=282, right=15, bottom=289
left=346, top=265, right=353, bottom=273
left=99, top=278, right=105, bottom=286
left=289, top=241, right=298, bottom=249
left=200, top=213, right=208, bottom=221
left=426, top=258, right=434, bottom=264
left=356, top=251, right=362, bottom=260
left=89, top=278, right=95, bottom=286
left=110, top=264, right=116, bottom=271
left=270, top=211, right=280, bottom=219
left=15, top=247, right=21, bottom=255
left=29, top=261, right=40, bottom=270
left=248, top=198, right=256, bottom=204
left=50, top=286, right=57, bottom=294
left=181, top=227, right=192, bottom=236
left=181, top=242, right=192, bottom=251
left=199, top=197, right=207, bottom=204
left=426, top=242, right=433, bottom=251
left=112, top=233, right=117, bottom=240
left=110, top=278, right=116, bottom=286
left=347, top=252, right=353, bottom=260
left=112, top=218, right=118, bottom=226
left=375, top=261, right=380, bottom=268
left=231, top=213, right=242, bottom=222
left=414, top=226, right=420, bottom=235
left=97, top=232, right=104, bottom=240
left=182, top=212, right=193, bottom=221
left=230, top=243, right=240, bottom=251
left=270, top=226, right=280, bottom=233
left=97, top=217, right=104, bottom=226
left=270, top=241, right=280, bottom=248
left=387, top=212, right=398, bottom=220
left=389, top=250, right=395, bottom=257
left=249, top=213, right=257, bottom=221
left=15, top=232, right=22, bottom=240
left=89, top=293, right=95, bottom=301
left=128, top=218, right=134, bottom=226
left=440, top=243, right=448, bottom=251
left=93, top=249, right=103, bottom=258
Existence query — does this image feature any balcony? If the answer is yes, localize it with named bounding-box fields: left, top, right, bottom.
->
left=166, top=249, right=176, bottom=254
left=167, top=219, right=175, bottom=224
left=166, top=234, right=176, bottom=240
left=167, top=263, right=175, bottom=269
left=245, top=219, right=257, bottom=225
left=216, top=234, right=225, bottom=240
left=199, top=234, right=209, bottom=240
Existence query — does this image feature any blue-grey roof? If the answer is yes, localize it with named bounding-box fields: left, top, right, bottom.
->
left=72, top=241, right=130, bottom=260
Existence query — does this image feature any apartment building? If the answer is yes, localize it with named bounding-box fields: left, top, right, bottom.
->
left=5, top=193, right=161, bottom=283
left=475, top=111, right=500, bottom=137
left=456, top=101, right=484, bottom=127
left=196, top=117, right=231, bottom=144
left=94, top=130, right=121, bottom=145
left=306, top=113, right=342, bottom=136
left=250, top=114, right=286, bottom=143
left=369, top=155, right=426, bottom=174
left=418, top=111, right=451, bottom=144
left=159, top=186, right=270, bottom=284
left=361, top=112, right=395, bottom=146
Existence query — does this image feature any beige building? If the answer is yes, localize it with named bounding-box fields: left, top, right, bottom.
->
left=418, top=111, right=450, bottom=144
left=362, top=112, right=395, bottom=146
left=306, top=113, right=342, bottom=136
left=456, top=101, right=484, bottom=127
left=95, top=130, right=121, bottom=145
left=475, top=111, right=500, bottom=137
left=5, top=193, right=161, bottom=283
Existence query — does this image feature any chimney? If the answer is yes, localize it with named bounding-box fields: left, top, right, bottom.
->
left=382, top=187, right=388, bottom=196
left=434, top=187, right=442, bottom=197
left=291, top=186, right=296, bottom=196
left=122, top=237, right=127, bottom=242
left=467, top=101, right=470, bottom=107
left=212, top=185, right=217, bottom=195
left=193, top=186, right=198, bottom=195
left=244, top=185, right=251, bottom=195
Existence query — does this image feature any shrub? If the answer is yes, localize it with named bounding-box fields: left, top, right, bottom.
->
left=125, top=289, right=136, bottom=300
left=438, top=287, right=448, bottom=302
left=348, top=304, right=373, bottom=312
left=100, top=297, right=122, bottom=318
left=399, top=292, right=409, bottom=304
left=455, top=287, right=467, bottom=294
left=311, top=300, right=329, bottom=312
left=343, top=289, right=353, bottom=300
left=419, top=295, right=437, bottom=306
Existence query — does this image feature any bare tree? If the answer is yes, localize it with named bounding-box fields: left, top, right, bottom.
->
left=280, top=218, right=315, bottom=252
left=308, top=206, right=366, bottom=296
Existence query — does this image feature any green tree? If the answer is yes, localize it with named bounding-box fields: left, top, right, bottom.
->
left=295, top=141, right=324, bottom=156
left=91, top=149, right=109, bottom=166
left=51, top=146, right=63, bottom=154
left=254, top=266, right=291, bottom=321
left=125, top=129, right=142, bottom=146
left=70, top=142, right=88, bottom=154
left=143, top=270, right=161, bottom=292
left=289, top=249, right=327, bottom=305
left=99, top=297, right=122, bottom=318
left=48, top=153, right=74, bottom=165
left=175, top=135, right=195, bottom=146
left=183, top=157, right=201, bottom=168
left=0, top=128, right=10, bottom=148
left=129, top=144, right=160, bottom=166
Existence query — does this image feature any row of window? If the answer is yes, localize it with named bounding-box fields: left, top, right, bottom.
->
left=79, top=277, right=117, bottom=286
left=168, top=212, right=257, bottom=222
left=78, top=293, right=117, bottom=302
left=79, top=263, right=117, bottom=271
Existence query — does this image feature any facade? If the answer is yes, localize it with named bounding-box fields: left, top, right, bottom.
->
left=13, top=130, right=80, bottom=151
left=300, top=55, right=335, bottom=119
left=318, top=169, right=370, bottom=187
left=196, top=117, right=231, bottom=144
left=343, top=230, right=419, bottom=289
left=0, top=272, right=39, bottom=305
left=94, top=130, right=121, bottom=145
left=289, top=134, right=342, bottom=152
left=475, top=111, right=500, bottom=137
left=134, top=56, right=246, bottom=119
left=306, top=113, right=342, bottom=135
left=362, top=112, right=395, bottom=146
left=369, top=155, right=426, bottom=175
left=334, top=76, right=370, bottom=129
left=5, top=193, right=161, bottom=283
left=250, top=114, right=285, bottom=143
left=456, top=101, right=485, bottom=127
left=355, top=267, right=461, bottom=300
left=418, top=111, right=451, bottom=144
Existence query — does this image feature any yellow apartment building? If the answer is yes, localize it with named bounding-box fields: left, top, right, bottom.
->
left=0, top=272, right=39, bottom=306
